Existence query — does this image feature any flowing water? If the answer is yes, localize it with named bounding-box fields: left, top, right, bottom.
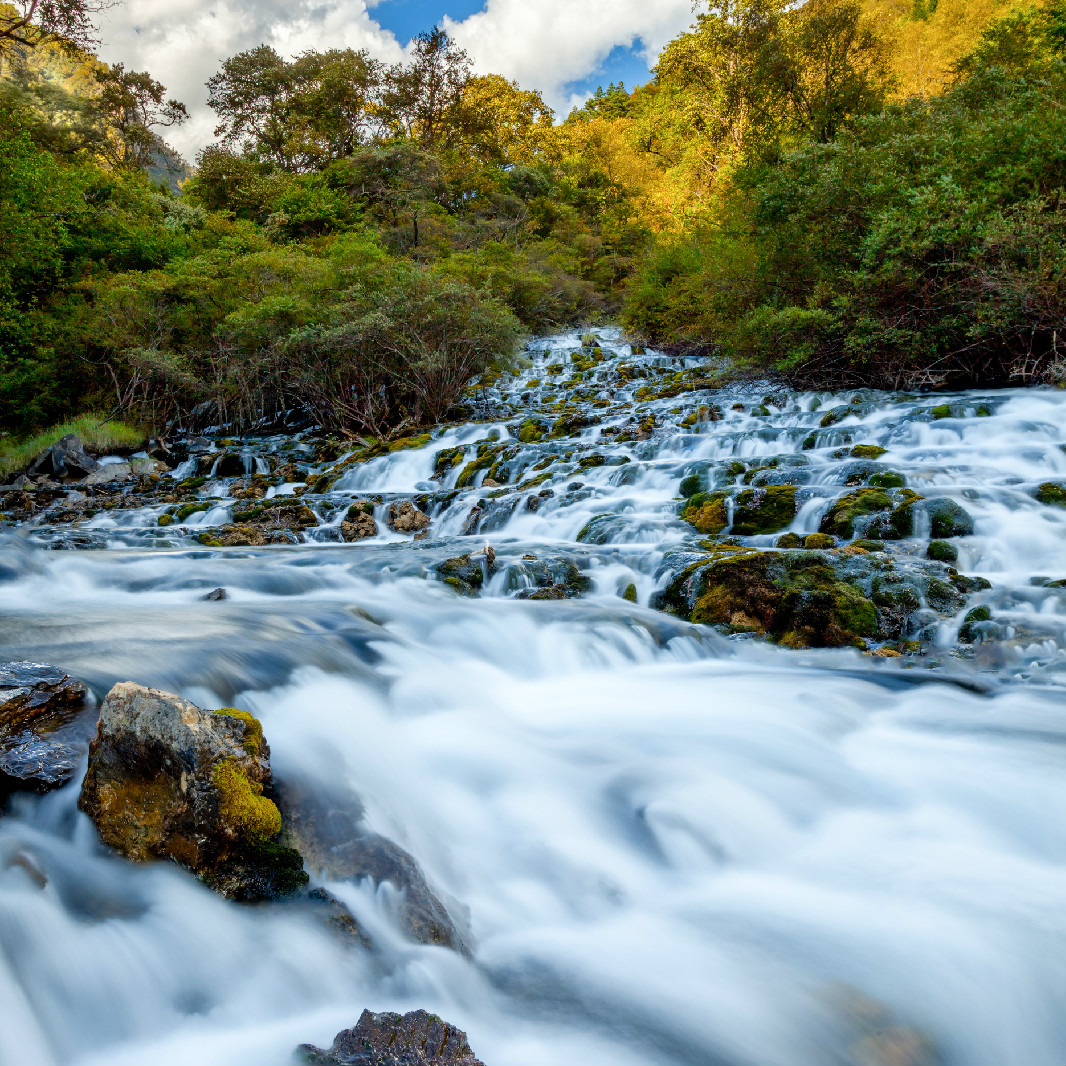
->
left=1, top=328, right=1064, bottom=1066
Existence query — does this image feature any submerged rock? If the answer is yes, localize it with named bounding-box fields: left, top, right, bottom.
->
left=298, top=1009, right=485, bottom=1066
left=278, top=777, right=466, bottom=952
left=79, top=683, right=307, bottom=901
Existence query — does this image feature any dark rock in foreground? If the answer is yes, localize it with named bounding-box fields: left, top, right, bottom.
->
left=298, top=1009, right=485, bottom=1066
left=0, top=661, right=88, bottom=731
left=1, top=662, right=89, bottom=794
left=79, top=682, right=308, bottom=901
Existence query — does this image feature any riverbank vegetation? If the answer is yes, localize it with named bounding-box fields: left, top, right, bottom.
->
left=1, top=0, right=1063, bottom=442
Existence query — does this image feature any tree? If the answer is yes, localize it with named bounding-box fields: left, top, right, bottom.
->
left=782, top=0, right=892, bottom=143
left=379, top=26, right=473, bottom=150
left=458, top=73, right=553, bottom=164
left=206, top=45, right=383, bottom=171
left=0, top=0, right=111, bottom=59
left=94, top=63, right=188, bottom=169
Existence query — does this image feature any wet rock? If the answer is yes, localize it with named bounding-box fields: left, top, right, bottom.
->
left=821, top=488, right=894, bottom=538
left=926, top=540, right=958, bottom=563
left=512, top=557, right=592, bottom=599
left=388, top=500, right=431, bottom=535
left=298, top=1009, right=485, bottom=1066
left=1, top=661, right=88, bottom=732
left=916, top=497, right=975, bottom=538
left=730, top=486, right=797, bottom=535
left=342, top=502, right=378, bottom=541
left=196, top=525, right=298, bottom=547
left=0, top=738, right=82, bottom=795
left=27, top=434, right=100, bottom=481
left=1034, top=481, right=1066, bottom=507
left=85, top=462, right=133, bottom=485
left=436, top=554, right=486, bottom=596
left=201, top=587, right=227, bottom=601
left=1, top=662, right=89, bottom=795
left=230, top=499, right=318, bottom=529
left=277, top=778, right=465, bottom=952
left=79, top=683, right=307, bottom=901
left=679, top=492, right=728, bottom=535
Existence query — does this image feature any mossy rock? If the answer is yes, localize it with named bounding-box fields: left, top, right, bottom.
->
left=852, top=538, right=885, bottom=552
left=678, top=472, right=706, bottom=498
left=958, top=605, right=1000, bottom=644
left=578, top=454, right=606, bottom=469
left=868, top=471, right=905, bottom=489
left=673, top=551, right=877, bottom=648
left=157, top=513, right=174, bottom=527
left=926, top=540, right=958, bottom=563
left=175, top=501, right=212, bottom=522
left=680, top=492, right=729, bottom=535
left=1034, top=482, right=1066, bottom=508
left=517, top=419, right=549, bottom=444
left=804, top=533, right=834, bottom=549
left=436, top=554, right=485, bottom=596
left=850, top=445, right=886, bottom=459
left=776, top=532, right=803, bottom=548
left=821, top=489, right=893, bottom=538
left=731, top=486, right=797, bottom=535
left=930, top=404, right=952, bottom=420
left=433, top=446, right=466, bottom=475
left=622, top=583, right=638, bottom=603
left=889, top=496, right=973, bottom=538
left=385, top=434, right=432, bottom=453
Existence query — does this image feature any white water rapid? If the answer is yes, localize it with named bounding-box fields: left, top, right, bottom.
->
left=0, top=329, right=1063, bottom=1066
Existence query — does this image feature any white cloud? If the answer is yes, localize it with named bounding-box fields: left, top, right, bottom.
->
left=445, top=0, right=693, bottom=111
left=92, top=0, right=696, bottom=158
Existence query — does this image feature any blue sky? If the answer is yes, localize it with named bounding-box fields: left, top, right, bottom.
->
left=99, top=0, right=695, bottom=153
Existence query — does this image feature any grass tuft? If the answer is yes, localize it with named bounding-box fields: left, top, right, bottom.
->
left=0, top=415, right=147, bottom=477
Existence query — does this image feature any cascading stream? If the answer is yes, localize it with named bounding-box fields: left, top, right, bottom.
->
left=0, top=328, right=1063, bottom=1066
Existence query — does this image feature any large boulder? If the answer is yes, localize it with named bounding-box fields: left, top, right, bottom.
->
left=341, top=502, right=378, bottom=541
left=0, top=661, right=89, bottom=794
left=298, top=1009, right=485, bottom=1066
left=78, top=683, right=307, bottom=900
left=27, top=434, right=100, bottom=480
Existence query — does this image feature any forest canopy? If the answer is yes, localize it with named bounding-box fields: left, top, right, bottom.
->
left=0, top=0, right=1063, bottom=440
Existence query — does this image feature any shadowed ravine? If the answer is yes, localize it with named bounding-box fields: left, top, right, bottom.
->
left=0, top=329, right=1064, bottom=1066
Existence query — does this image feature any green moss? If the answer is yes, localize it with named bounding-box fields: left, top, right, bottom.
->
left=679, top=472, right=705, bottom=498
left=680, top=492, right=729, bottom=534
left=213, top=758, right=281, bottom=844
left=387, top=434, right=432, bottom=452
left=931, top=404, right=952, bottom=419
left=433, top=446, right=466, bottom=475
left=157, top=513, right=174, bottom=527
left=213, top=707, right=265, bottom=755
left=518, top=419, right=548, bottom=443
left=868, top=471, right=905, bottom=488
left=578, top=454, right=606, bottom=469
left=776, top=532, right=803, bottom=548
left=731, top=486, right=797, bottom=535
left=926, top=539, right=959, bottom=563
left=622, top=583, right=638, bottom=603
left=850, top=445, right=887, bottom=459
left=196, top=533, right=224, bottom=547
left=175, top=501, right=212, bottom=522
left=821, top=488, right=893, bottom=538
left=804, top=533, right=834, bottom=549
left=1034, top=482, right=1066, bottom=507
